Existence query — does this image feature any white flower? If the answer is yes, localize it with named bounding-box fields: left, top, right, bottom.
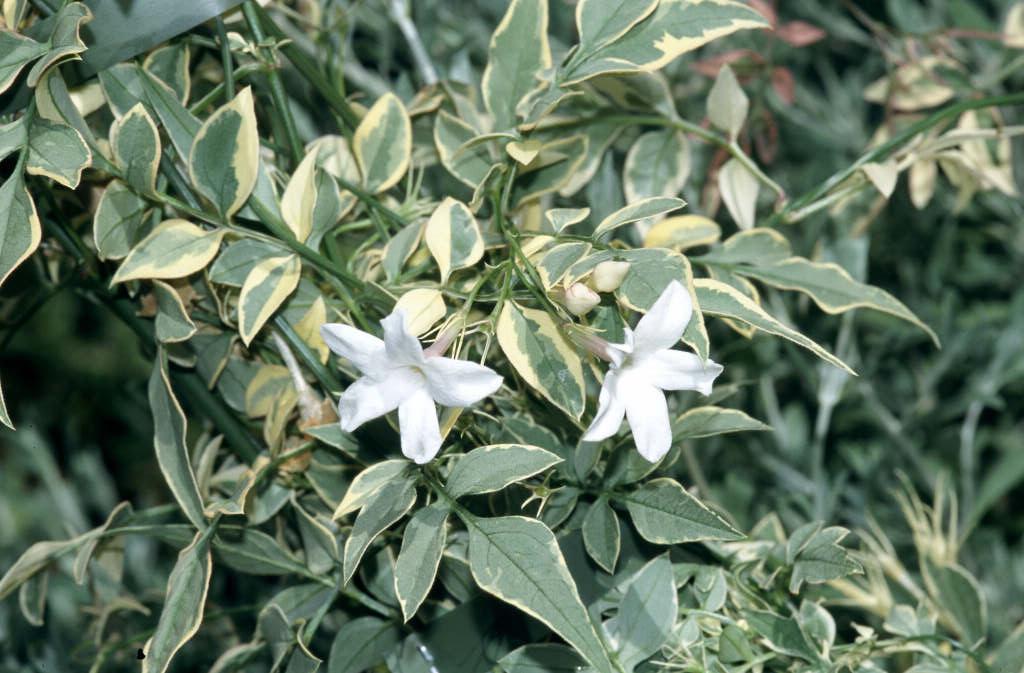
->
left=320, top=311, right=502, bottom=463
left=582, top=281, right=723, bottom=463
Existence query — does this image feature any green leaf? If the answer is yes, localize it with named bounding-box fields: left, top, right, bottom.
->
left=189, top=86, right=259, bottom=218
left=922, top=558, right=987, bottom=644
left=238, top=254, right=301, bottom=346
left=93, top=180, right=150, bottom=260
left=617, top=478, right=742, bottom=544
left=213, top=528, right=306, bottom=576
left=582, top=497, right=620, bottom=574
left=467, top=515, right=614, bottom=673
left=718, top=159, right=759, bottom=230
left=446, top=444, right=562, bottom=498
left=594, top=197, right=685, bottom=238
left=700, top=227, right=792, bottom=265
left=149, top=349, right=206, bottom=530
left=0, top=118, right=27, bottom=162
left=424, top=197, right=484, bottom=283
left=743, top=610, right=820, bottom=663
left=623, top=131, right=689, bottom=208
left=673, top=406, right=769, bottom=439
left=111, top=103, right=160, bottom=193
left=537, top=242, right=591, bottom=289
left=142, top=531, right=213, bottom=673
left=342, top=479, right=417, bottom=583
left=694, top=278, right=854, bottom=374
left=0, top=30, right=48, bottom=94
left=293, top=499, right=339, bottom=575
left=498, top=644, right=588, bottom=673
left=152, top=280, right=197, bottom=343
left=731, top=257, right=940, bottom=346
left=113, top=219, right=225, bottom=283
left=327, top=616, right=401, bottom=673
left=0, top=172, right=41, bottom=289
left=333, top=459, right=413, bottom=518
left=25, top=117, right=91, bottom=189
left=98, top=62, right=147, bottom=118
left=544, top=208, right=590, bottom=233
left=482, top=0, right=551, bottom=129
left=707, top=64, right=748, bottom=140
left=18, top=571, right=47, bottom=626
left=497, top=302, right=585, bottom=420
left=606, top=555, right=676, bottom=670
left=354, top=93, right=411, bottom=193
left=789, top=526, right=862, bottom=593
left=564, top=0, right=768, bottom=83
left=206, top=239, right=280, bottom=287
left=0, top=378, right=12, bottom=430
left=394, top=502, right=449, bottom=622
left=141, top=67, right=201, bottom=159
left=25, top=2, right=91, bottom=87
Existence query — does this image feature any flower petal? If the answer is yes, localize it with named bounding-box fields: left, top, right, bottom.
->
left=631, top=281, right=692, bottom=356
left=320, top=323, right=385, bottom=373
left=381, top=310, right=425, bottom=366
left=398, top=388, right=443, bottom=463
left=582, top=370, right=626, bottom=442
left=624, top=383, right=672, bottom=462
left=640, top=350, right=723, bottom=395
left=422, top=356, right=503, bottom=407
left=338, top=370, right=420, bottom=431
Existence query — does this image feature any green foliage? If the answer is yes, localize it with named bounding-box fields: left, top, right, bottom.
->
left=1, top=0, right=1023, bottom=671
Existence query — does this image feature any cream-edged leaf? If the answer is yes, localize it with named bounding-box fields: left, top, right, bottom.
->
left=142, top=531, right=212, bottom=673
left=25, top=117, right=91, bottom=189
left=617, top=478, right=743, bottom=544
left=188, top=87, right=259, bottom=218
left=424, top=197, right=484, bottom=282
left=354, top=93, right=411, bottom=193
left=0, top=173, right=41, bottom=289
left=152, top=280, right=197, bottom=344
left=394, top=503, right=448, bottom=622
left=497, top=302, right=585, bottom=419
left=694, top=278, right=853, bottom=373
left=238, top=255, right=302, bottom=346
left=482, top=0, right=552, bottom=129
left=594, top=197, right=686, bottom=238
left=446, top=444, right=562, bottom=498
left=113, top=220, right=224, bottom=283
left=0, top=30, right=47, bottom=94
left=545, top=207, right=590, bottom=232
left=281, top=149, right=319, bottom=243
left=111, top=103, right=160, bottom=194
left=93, top=180, right=150, bottom=260
left=861, top=160, right=898, bottom=198
left=623, top=130, right=690, bottom=214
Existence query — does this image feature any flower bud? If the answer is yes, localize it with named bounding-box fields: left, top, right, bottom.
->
left=561, top=283, right=601, bottom=316
left=590, top=260, right=630, bottom=292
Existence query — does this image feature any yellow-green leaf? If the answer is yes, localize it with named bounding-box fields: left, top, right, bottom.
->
left=497, top=302, right=585, bottom=420
left=354, top=93, right=411, bottom=193
left=281, top=149, right=319, bottom=243
left=644, top=215, right=720, bottom=250
left=718, top=158, right=759, bottom=229
left=424, top=197, right=484, bottom=283
left=113, top=219, right=224, bottom=284
left=111, top=103, right=160, bottom=194
left=238, top=254, right=302, bottom=346
left=394, top=288, right=446, bottom=336
left=188, top=86, right=259, bottom=218
left=707, top=64, right=748, bottom=140
left=482, top=0, right=552, bottom=129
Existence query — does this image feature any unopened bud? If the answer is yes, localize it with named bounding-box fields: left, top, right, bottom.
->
left=561, top=283, right=600, bottom=316
left=591, top=260, right=630, bottom=292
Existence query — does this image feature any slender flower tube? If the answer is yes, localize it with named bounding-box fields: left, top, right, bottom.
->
left=320, top=311, right=502, bottom=463
left=582, top=281, right=723, bottom=462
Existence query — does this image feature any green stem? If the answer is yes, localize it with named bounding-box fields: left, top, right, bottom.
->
left=215, top=17, right=235, bottom=104
left=243, top=0, right=304, bottom=165
left=248, top=1, right=361, bottom=131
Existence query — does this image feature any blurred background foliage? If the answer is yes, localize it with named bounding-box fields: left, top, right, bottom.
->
left=1, top=0, right=1023, bottom=670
